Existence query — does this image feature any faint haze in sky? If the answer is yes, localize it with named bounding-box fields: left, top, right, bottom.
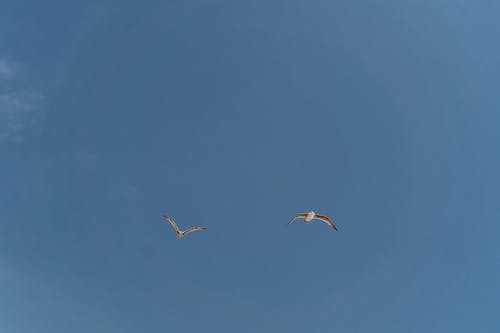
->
left=0, top=58, right=44, bottom=142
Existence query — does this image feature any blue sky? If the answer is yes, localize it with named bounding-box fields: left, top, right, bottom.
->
left=1, top=1, right=499, bottom=332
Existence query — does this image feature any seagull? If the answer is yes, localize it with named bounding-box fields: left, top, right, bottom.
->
left=288, top=211, right=338, bottom=231
left=162, top=214, right=207, bottom=239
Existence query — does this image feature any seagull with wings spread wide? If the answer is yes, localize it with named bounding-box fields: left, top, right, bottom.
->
left=162, top=214, right=207, bottom=239
left=288, top=211, right=338, bottom=231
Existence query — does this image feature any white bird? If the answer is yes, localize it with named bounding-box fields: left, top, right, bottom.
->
left=288, top=211, right=338, bottom=231
left=162, top=214, right=207, bottom=239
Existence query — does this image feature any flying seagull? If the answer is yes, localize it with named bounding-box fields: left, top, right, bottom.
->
left=162, top=214, right=207, bottom=239
left=288, top=211, right=338, bottom=231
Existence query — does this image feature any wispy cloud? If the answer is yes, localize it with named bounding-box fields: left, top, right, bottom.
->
left=0, top=59, right=18, bottom=80
left=0, top=58, right=44, bottom=143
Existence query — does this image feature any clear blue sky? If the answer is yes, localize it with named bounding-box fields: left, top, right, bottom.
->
left=1, top=1, right=499, bottom=332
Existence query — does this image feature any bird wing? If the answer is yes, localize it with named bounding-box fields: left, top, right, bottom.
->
left=288, top=213, right=308, bottom=224
left=314, top=214, right=338, bottom=231
left=162, top=214, right=181, bottom=233
left=183, top=226, right=208, bottom=236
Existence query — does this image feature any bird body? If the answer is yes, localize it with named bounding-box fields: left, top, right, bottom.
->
left=288, top=211, right=338, bottom=231
left=162, top=214, right=207, bottom=239
left=304, top=211, right=316, bottom=222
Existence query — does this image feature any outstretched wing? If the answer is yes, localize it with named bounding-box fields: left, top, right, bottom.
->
left=183, top=226, right=208, bottom=236
left=314, top=214, right=338, bottom=231
left=288, top=213, right=308, bottom=225
left=162, top=214, right=180, bottom=233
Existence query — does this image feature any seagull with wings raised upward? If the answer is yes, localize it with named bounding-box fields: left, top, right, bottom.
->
left=162, top=214, right=207, bottom=239
left=288, top=211, right=338, bottom=231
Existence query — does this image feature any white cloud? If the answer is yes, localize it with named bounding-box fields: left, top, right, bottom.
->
left=0, top=58, right=18, bottom=79
left=0, top=58, right=44, bottom=143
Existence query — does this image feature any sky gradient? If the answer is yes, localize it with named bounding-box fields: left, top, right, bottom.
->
left=1, top=1, right=499, bottom=332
